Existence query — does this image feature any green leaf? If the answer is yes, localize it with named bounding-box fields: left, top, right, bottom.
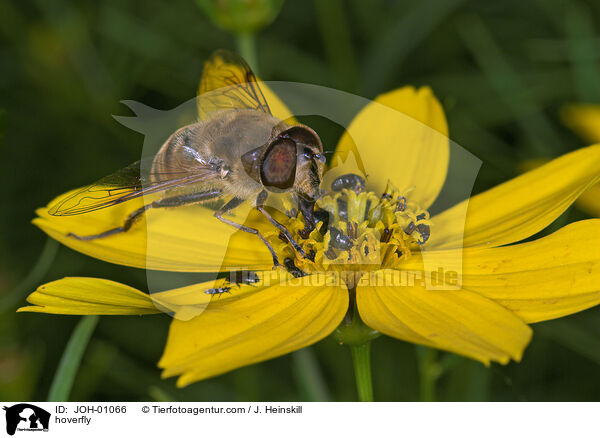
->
left=47, top=315, right=100, bottom=402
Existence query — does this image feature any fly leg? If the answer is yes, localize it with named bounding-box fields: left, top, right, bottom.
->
left=214, top=197, right=281, bottom=268
left=255, top=191, right=306, bottom=258
left=298, top=197, right=323, bottom=238
left=69, top=189, right=222, bottom=240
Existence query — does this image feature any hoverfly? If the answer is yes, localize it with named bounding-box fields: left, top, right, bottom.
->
left=48, top=50, right=326, bottom=267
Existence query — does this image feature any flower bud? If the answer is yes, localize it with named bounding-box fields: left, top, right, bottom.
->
left=196, top=0, right=285, bottom=34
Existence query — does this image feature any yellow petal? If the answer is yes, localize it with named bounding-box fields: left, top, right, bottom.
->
left=198, top=51, right=296, bottom=123
left=561, top=104, right=600, bottom=143
left=17, top=277, right=159, bottom=315
left=357, top=271, right=532, bottom=364
left=429, top=144, right=600, bottom=249
left=332, top=86, right=449, bottom=208
left=574, top=183, right=600, bottom=217
left=402, top=220, right=600, bottom=324
left=519, top=157, right=600, bottom=217
left=18, top=271, right=290, bottom=319
left=159, top=274, right=348, bottom=386
left=34, top=190, right=275, bottom=272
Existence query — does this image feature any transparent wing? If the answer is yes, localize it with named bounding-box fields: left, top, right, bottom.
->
left=50, top=50, right=268, bottom=217
left=48, top=157, right=219, bottom=216
left=197, top=50, right=272, bottom=119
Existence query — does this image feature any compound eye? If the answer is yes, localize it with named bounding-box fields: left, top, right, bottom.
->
left=261, top=138, right=297, bottom=191
left=314, top=153, right=326, bottom=163
left=281, top=125, right=322, bottom=150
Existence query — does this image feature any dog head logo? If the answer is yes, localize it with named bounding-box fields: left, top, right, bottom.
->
left=3, top=404, right=50, bottom=435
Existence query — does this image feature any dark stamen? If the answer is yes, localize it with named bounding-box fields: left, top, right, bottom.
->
left=331, top=173, right=366, bottom=194
left=337, top=198, right=348, bottom=222
left=364, top=199, right=372, bottom=221
left=381, top=227, right=392, bottom=243
left=315, top=209, right=330, bottom=234
left=396, top=197, right=407, bottom=212
left=346, top=221, right=357, bottom=239
left=416, top=224, right=430, bottom=244
left=329, top=228, right=353, bottom=250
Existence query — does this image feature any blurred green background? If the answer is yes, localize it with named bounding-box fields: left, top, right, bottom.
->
left=1, top=0, right=600, bottom=402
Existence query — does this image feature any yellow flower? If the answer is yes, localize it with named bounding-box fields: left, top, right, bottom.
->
left=560, top=104, right=600, bottom=216
left=21, top=80, right=600, bottom=387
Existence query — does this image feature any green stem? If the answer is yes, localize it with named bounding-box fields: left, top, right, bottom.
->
left=47, top=315, right=100, bottom=401
left=333, top=286, right=380, bottom=402
left=313, top=0, right=358, bottom=92
left=235, top=32, right=259, bottom=74
left=417, top=346, right=438, bottom=402
left=350, top=343, right=373, bottom=402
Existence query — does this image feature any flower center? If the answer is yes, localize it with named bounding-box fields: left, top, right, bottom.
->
left=267, top=176, right=431, bottom=274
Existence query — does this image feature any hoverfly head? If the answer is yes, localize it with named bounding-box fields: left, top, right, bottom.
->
left=241, top=124, right=324, bottom=199
left=281, top=125, right=324, bottom=201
